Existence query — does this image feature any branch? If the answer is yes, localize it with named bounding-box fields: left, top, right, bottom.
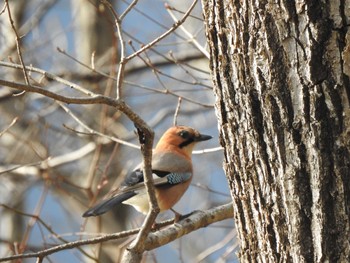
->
left=5, top=0, right=30, bottom=85
left=144, top=202, right=233, bottom=250
left=0, top=228, right=140, bottom=262
left=0, top=78, right=114, bottom=105
left=124, top=0, right=198, bottom=61
left=122, top=125, right=157, bottom=262
left=0, top=78, right=148, bottom=130
left=99, top=0, right=127, bottom=98
left=165, top=3, right=210, bottom=59
left=59, top=102, right=140, bottom=149
left=0, top=204, right=95, bottom=261
left=0, top=203, right=233, bottom=262
left=0, top=142, right=96, bottom=175
left=0, top=117, right=18, bottom=137
left=0, top=61, right=95, bottom=96
left=0, top=79, right=157, bottom=258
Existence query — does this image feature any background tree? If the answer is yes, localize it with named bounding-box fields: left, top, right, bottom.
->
left=202, top=0, right=350, bottom=262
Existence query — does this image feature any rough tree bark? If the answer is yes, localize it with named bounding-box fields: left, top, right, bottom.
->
left=202, top=0, right=350, bottom=262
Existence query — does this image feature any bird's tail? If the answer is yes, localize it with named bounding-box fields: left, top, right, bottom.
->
left=82, top=191, right=136, bottom=217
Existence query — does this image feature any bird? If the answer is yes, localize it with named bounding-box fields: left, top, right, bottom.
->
left=82, top=125, right=212, bottom=218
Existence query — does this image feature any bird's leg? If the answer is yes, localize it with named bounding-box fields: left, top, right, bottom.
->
left=151, top=221, right=160, bottom=231
left=172, top=209, right=203, bottom=223
left=170, top=208, right=183, bottom=222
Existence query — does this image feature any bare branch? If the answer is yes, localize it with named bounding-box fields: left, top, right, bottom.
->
left=193, top=146, right=223, bottom=154
left=0, top=227, right=139, bottom=262
left=58, top=102, right=140, bottom=149
left=126, top=126, right=157, bottom=255
left=0, top=117, right=18, bottom=137
left=0, top=204, right=95, bottom=260
left=145, top=202, right=233, bottom=250
left=0, top=142, right=96, bottom=175
left=19, top=0, right=58, bottom=37
left=166, top=4, right=209, bottom=58
left=125, top=0, right=198, bottom=61
left=4, top=0, right=30, bottom=85
left=119, top=0, right=138, bottom=20
left=0, top=61, right=95, bottom=96
left=173, top=97, right=182, bottom=126
left=0, top=203, right=233, bottom=262
left=99, top=0, right=127, bottom=98
left=196, top=229, right=237, bottom=261
left=0, top=78, right=119, bottom=105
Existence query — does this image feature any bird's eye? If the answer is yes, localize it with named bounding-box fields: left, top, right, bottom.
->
left=179, top=130, right=190, bottom=139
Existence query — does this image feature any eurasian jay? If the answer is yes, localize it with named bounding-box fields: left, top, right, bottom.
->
left=82, top=126, right=212, bottom=217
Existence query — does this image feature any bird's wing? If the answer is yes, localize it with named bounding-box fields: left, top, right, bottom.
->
left=82, top=169, right=192, bottom=217
left=82, top=191, right=136, bottom=217
left=119, top=168, right=192, bottom=192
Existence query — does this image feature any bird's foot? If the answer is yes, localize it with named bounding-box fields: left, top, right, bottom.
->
left=171, top=209, right=202, bottom=223
left=151, top=222, right=161, bottom=231
left=170, top=208, right=183, bottom=222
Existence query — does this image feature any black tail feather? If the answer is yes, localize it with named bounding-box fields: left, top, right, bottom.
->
left=82, top=191, right=136, bottom=217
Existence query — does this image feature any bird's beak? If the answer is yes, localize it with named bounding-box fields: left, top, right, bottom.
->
left=195, top=133, right=212, bottom=142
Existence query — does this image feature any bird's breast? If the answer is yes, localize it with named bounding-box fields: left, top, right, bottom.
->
left=151, top=151, right=192, bottom=172
left=155, top=177, right=192, bottom=211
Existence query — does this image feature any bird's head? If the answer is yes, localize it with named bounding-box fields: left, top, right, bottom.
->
left=155, top=126, right=212, bottom=158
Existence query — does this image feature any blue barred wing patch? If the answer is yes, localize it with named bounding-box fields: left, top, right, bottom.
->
left=166, top=172, right=192, bottom=184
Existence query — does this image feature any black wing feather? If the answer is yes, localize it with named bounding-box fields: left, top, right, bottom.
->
left=122, top=169, right=144, bottom=186
left=82, top=169, right=188, bottom=217
left=122, top=169, right=170, bottom=187
left=82, top=191, right=136, bottom=217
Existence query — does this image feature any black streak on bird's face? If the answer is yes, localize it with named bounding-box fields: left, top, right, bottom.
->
left=177, top=128, right=212, bottom=148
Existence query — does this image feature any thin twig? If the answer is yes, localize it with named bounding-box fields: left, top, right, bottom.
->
left=120, top=0, right=138, bottom=20
left=19, top=0, right=58, bottom=37
left=0, top=204, right=95, bottom=260
left=125, top=0, right=198, bottom=61
left=0, top=3, right=6, bottom=15
left=168, top=51, right=198, bottom=82
left=4, top=0, right=30, bottom=85
left=100, top=0, right=127, bottom=99
left=196, top=229, right=237, bottom=262
left=193, top=183, right=230, bottom=197
left=19, top=186, right=49, bottom=254
left=0, top=61, right=95, bottom=96
left=0, top=142, right=96, bottom=176
left=1, top=59, right=213, bottom=108
left=193, top=146, right=223, bottom=154
left=56, top=47, right=117, bottom=85
left=0, top=117, right=18, bottom=137
left=166, top=3, right=209, bottom=58
left=126, top=42, right=213, bottom=108
left=173, top=97, right=182, bottom=126
left=114, top=18, right=125, bottom=99
left=124, top=80, right=214, bottom=108
left=120, top=0, right=187, bottom=42
left=58, top=102, right=140, bottom=149
left=123, top=31, right=212, bottom=88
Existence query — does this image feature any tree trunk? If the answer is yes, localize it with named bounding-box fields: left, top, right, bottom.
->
left=202, top=0, right=350, bottom=262
left=73, top=0, right=116, bottom=69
